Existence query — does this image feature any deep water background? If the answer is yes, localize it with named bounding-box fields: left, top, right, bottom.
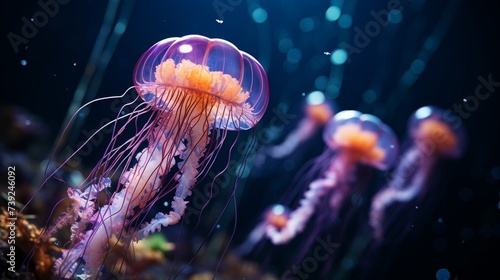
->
left=1, top=0, right=499, bottom=279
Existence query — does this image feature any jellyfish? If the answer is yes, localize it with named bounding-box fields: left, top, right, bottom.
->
left=35, top=35, right=269, bottom=279
left=236, top=204, right=290, bottom=255
left=266, top=91, right=335, bottom=159
left=369, top=106, right=465, bottom=240
left=251, top=111, right=398, bottom=245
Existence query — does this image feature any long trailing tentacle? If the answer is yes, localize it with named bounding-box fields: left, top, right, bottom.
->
left=138, top=115, right=210, bottom=238
left=54, top=121, right=179, bottom=279
left=369, top=146, right=433, bottom=239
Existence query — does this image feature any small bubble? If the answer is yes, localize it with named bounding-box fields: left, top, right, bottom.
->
left=73, top=63, right=77, bottom=66
left=278, top=38, right=293, bottom=53
left=331, top=48, right=348, bottom=65
left=216, top=224, right=221, bottom=229
left=325, top=6, right=341, bottom=21
left=20, top=60, right=27, bottom=66
left=436, top=268, right=450, bottom=280
left=163, top=201, right=169, bottom=207
left=287, top=48, right=302, bottom=64
left=302, top=92, right=306, bottom=96
left=25, top=119, right=31, bottom=126
left=314, top=75, right=328, bottom=90
left=410, top=59, right=426, bottom=74
left=388, top=9, right=403, bottom=24
left=338, top=14, right=352, bottom=28
left=490, top=166, right=500, bottom=181
left=415, top=205, right=419, bottom=209
left=299, top=17, right=315, bottom=32
left=251, top=7, right=268, bottom=24
left=463, top=98, right=467, bottom=102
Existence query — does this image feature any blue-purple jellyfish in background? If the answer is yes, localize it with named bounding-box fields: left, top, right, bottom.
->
left=239, top=111, right=398, bottom=254
left=370, top=106, right=465, bottom=240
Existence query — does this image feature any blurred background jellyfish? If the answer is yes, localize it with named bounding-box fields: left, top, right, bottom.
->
left=370, top=106, right=465, bottom=240
left=237, top=203, right=290, bottom=255
left=262, top=91, right=335, bottom=160
left=29, top=35, right=269, bottom=279
left=257, top=111, right=398, bottom=245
